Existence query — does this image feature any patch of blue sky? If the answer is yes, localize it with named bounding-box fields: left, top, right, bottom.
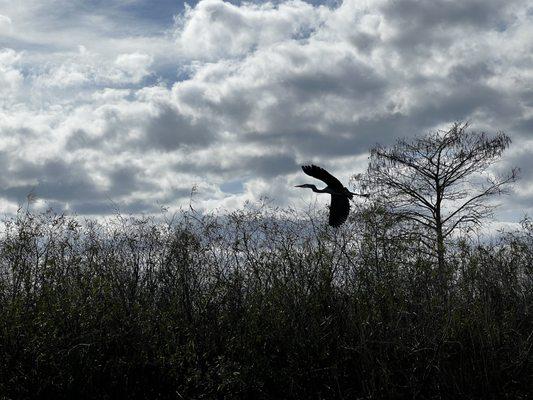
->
left=495, top=20, right=509, bottom=32
left=220, top=179, right=244, bottom=194
left=110, top=0, right=190, bottom=32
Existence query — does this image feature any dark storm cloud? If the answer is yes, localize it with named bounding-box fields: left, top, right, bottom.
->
left=409, top=84, right=517, bottom=127
left=381, top=0, right=516, bottom=52
left=65, top=129, right=98, bottom=151
left=448, top=62, right=495, bottom=83
left=1, top=178, right=99, bottom=204
left=65, top=103, right=215, bottom=153
left=349, top=32, right=380, bottom=54
left=238, top=72, right=522, bottom=160
left=69, top=199, right=160, bottom=215
left=108, top=164, right=158, bottom=196
left=0, top=156, right=169, bottom=214
left=0, top=158, right=103, bottom=203
left=143, top=105, right=214, bottom=150
left=286, top=60, right=387, bottom=100
left=382, top=0, right=510, bottom=29
left=242, top=115, right=411, bottom=157
left=174, top=152, right=299, bottom=179
left=512, top=117, right=533, bottom=137
left=244, top=153, right=300, bottom=178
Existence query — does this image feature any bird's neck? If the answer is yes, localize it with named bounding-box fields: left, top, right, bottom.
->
left=325, top=187, right=353, bottom=197
left=318, top=187, right=336, bottom=194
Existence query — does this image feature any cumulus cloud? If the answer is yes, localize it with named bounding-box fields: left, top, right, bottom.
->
left=113, top=52, right=153, bottom=83
left=33, top=50, right=153, bottom=89
left=0, top=49, right=23, bottom=102
left=0, top=0, right=531, bottom=222
left=175, top=0, right=324, bottom=60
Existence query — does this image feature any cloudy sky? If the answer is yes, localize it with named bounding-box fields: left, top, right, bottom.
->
left=0, top=0, right=531, bottom=225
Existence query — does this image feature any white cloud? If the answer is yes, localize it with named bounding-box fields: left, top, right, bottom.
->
left=32, top=50, right=153, bottom=90
left=36, top=62, right=90, bottom=88
left=113, top=52, right=153, bottom=83
left=0, top=49, right=24, bottom=104
left=175, top=0, right=324, bottom=60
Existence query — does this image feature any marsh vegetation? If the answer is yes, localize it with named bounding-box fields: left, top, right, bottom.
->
left=0, top=204, right=531, bottom=399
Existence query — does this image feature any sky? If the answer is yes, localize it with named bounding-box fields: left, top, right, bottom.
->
left=0, top=0, right=532, bottom=227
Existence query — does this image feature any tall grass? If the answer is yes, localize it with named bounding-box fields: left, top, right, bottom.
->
left=0, top=205, right=531, bottom=399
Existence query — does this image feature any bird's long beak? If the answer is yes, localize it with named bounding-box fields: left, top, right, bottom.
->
left=294, top=184, right=305, bottom=188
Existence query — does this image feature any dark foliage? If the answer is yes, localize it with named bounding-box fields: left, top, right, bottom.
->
left=0, top=205, right=531, bottom=399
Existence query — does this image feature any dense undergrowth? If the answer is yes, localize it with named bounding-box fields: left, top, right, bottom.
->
left=0, top=204, right=531, bottom=399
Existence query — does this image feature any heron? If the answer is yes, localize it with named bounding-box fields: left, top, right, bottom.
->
left=295, top=165, right=368, bottom=227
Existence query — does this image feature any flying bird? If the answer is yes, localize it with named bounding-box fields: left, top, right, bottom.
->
left=296, top=165, right=368, bottom=227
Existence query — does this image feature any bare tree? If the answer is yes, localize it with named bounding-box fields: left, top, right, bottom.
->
left=358, top=122, right=519, bottom=276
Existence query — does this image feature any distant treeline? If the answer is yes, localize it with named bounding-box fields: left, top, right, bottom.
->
left=0, top=205, right=531, bottom=399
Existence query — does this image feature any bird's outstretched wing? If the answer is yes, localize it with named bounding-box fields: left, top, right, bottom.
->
left=301, top=165, right=344, bottom=190
left=329, top=195, right=350, bottom=227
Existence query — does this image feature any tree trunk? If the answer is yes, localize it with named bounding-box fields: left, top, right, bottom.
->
left=436, top=224, right=445, bottom=276
left=435, top=218, right=447, bottom=299
left=435, top=198, right=447, bottom=297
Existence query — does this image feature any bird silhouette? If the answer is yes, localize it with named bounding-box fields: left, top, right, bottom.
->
left=295, top=165, right=368, bottom=227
